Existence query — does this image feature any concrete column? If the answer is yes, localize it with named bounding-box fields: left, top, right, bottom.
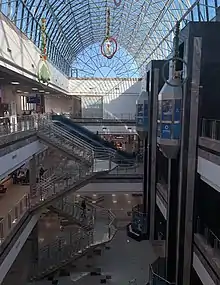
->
left=29, top=155, right=37, bottom=196
left=1, top=85, right=18, bottom=125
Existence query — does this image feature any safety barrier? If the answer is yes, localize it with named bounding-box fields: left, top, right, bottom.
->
left=195, top=216, right=220, bottom=256
left=201, top=118, right=220, bottom=140
left=149, top=258, right=175, bottom=285
left=0, top=194, right=29, bottom=245
left=30, top=208, right=116, bottom=279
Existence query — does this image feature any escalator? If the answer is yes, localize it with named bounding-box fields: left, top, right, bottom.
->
left=52, top=115, right=134, bottom=164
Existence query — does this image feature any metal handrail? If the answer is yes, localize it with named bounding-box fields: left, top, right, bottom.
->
left=195, top=216, right=220, bottom=252
left=42, top=119, right=110, bottom=152
left=30, top=205, right=117, bottom=279
left=149, top=258, right=175, bottom=285
left=201, top=118, right=220, bottom=140
left=0, top=193, right=30, bottom=244
left=70, top=113, right=136, bottom=121
left=39, top=119, right=113, bottom=162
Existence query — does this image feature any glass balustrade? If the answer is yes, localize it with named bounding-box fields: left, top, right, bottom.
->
left=30, top=208, right=116, bottom=279
left=195, top=216, right=220, bottom=257
left=0, top=136, right=37, bottom=158
left=149, top=258, right=175, bottom=285
left=52, top=199, right=94, bottom=228
left=70, top=113, right=136, bottom=121
left=201, top=118, right=220, bottom=140
left=0, top=194, right=30, bottom=245
left=0, top=115, right=120, bottom=249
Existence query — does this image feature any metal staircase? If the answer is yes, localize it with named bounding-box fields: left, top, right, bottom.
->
left=30, top=208, right=117, bottom=280
left=41, top=116, right=136, bottom=165
left=37, top=119, right=94, bottom=166
left=49, top=198, right=95, bottom=231
left=29, top=141, right=110, bottom=209
left=30, top=164, right=95, bottom=209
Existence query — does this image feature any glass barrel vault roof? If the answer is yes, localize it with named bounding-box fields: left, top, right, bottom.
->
left=0, top=0, right=220, bottom=77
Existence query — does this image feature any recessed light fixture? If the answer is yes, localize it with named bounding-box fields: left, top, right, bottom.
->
left=0, top=77, right=4, bottom=80
left=32, top=87, right=38, bottom=91
left=24, top=91, right=29, bottom=94
left=17, top=90, right=22, bottom=93
left=39, top=90, right=45, bottom=93
left=11, top=81, right=20, bottom=85
left=45, top=91, right=50, bottom=94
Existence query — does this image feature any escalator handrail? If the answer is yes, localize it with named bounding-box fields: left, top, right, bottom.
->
left=39, top=120, right=100, bottom=158
left=53, top=115, right=134, bottom=159
left=53, top=121, right=134, bottom=163
left=51, top=121, right=116, bottom=157
left=40, top=121, right=94, bottom=151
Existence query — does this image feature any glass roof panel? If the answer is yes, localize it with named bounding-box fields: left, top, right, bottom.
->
left=1, top=0, right=219, bottom=77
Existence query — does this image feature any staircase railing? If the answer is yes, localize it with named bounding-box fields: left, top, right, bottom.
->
left=31, top=230, right=93, bottom=278
left=201, top=118, right=220, bottom=140
left=48, top=117, right=135, bottom=163
left=51, top=198, right=95, bottom=229
left=30, top=208, right=117, bottom=279
left=37, top=119, right=95, bottom=165
left=195, top=216, right=220, bottom=254
left=149, top=258, right=175, bottom=285
left=30, top=166, right=91, bottom=207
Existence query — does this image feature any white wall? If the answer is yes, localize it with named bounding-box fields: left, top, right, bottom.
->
left=45, top=95, right=73, bottom=114
left=0, top=13, right=69, bottom=93
left=45, top=95, right=81, bottom=114
left=68, top=79, right=141, bottom=119
left=197, top=156, right=220, bottom=192
left=103, top=81, right=141, bottom=117
left=0, top=140, right=46, bottom=180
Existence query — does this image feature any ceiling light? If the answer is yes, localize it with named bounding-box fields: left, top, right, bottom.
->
left=0, top=77, right=4, bottom=80
left=112, top=194, right=116, bottom=197
left=24, top=91, right=29, bottom=94
left=113, top=200, right=117, bottom=204
left=45, top=91, right=50, bottom=94
left=39, top=90, right=44, bottom=93
left=17, top=90, right=22, bottom=93
left=32, top=87, right=38, bottom=91
left=11, top=81, right=20, bottom=85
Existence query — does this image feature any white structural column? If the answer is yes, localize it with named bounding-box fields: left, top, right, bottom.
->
left=29, top=154, right=37, bottom=196
left=1, top=85, right=20, bottom=124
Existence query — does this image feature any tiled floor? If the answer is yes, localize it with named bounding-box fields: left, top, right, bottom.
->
left=0, top=183, right=30, bottom=218
left=93, top=159, right=117, bottom=172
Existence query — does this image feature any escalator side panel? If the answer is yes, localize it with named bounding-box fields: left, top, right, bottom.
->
left=52, top=115, right=134, bottom=160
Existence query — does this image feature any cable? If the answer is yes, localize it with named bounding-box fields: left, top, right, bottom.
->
left=113, top=0, right=122, bottom=7
left=162, top=57, right=187, bottom=87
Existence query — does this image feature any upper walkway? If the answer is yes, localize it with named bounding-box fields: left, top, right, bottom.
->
left=71, top=114, right=135, bottom=126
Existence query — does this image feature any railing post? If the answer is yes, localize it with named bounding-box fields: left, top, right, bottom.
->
left=109, top=156, right=112, bottom=170
left=212, top=120, right=216, bottom=140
